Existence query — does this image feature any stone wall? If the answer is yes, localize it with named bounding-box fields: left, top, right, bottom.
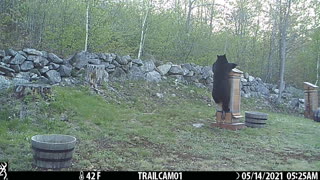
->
left=0, top=48, right=305, bottom=111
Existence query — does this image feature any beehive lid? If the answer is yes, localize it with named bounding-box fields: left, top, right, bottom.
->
left=229, top=68, right=243, bottom=77
left=232, top=68, right=243, bottom=74
left=303, top=82, right=318, bottom=90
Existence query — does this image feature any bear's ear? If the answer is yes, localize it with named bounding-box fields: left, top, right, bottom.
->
left=229, top=63, right=237, bottom=70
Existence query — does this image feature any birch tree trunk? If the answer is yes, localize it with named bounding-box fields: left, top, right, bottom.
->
left=84, top=0, right=90, bottom=52
left=277, top=0, right=291, bottom=102
left=138, top=2, right=150, bottom=59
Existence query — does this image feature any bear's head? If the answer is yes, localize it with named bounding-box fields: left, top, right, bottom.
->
left=213, top=54, right=237, bottom=73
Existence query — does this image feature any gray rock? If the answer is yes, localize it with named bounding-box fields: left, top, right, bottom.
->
left=0, top=50, right=5, bottom=58
left=23, top=48, right=43, bottom=56
left=10, top=53, right=26, bottom=65
left=185, top=70, right=194, bottom=77
left=156, top=93, right=164, bottom=98
left=274, top=89, right=279, bottom=94
left=20, top=61, right=34, bottom=71
left=98, top=53, right=107, bottom=61
left=16, top=72, right=30, bottom=80
left=70, top=51, right=94, bottom=69
left=127, top=66, right=145, bottom=80
left=285, top=86, right=304, bottom=97
left=30, top=69, right=41, bottom=76
left=5, top=49, right=17, bottom=56
left=145, top=70, right=161, bottom=82
left=241, top=77, right=248, bottom=82
left=27, top=55, right=37, bottom=61
left=289, top=98, right=300, bottom=109
left=30, top=73, right=39, bottom=81
left=39, top=66, right=50, bottom=74
left=111, top=60, right=121, bottom=67
left=111, top=67, right=127, bottom=79
left=195, top=82, right=206, bottom=88
left=132, top=59, right=143, bottom=66
left=181, top=63, right=193, bottom=71
left=192, top=123, right=204, bottom=128
left=256, top=77, right=262, bottom=82
left=116, top=55, right=131, bottom=65
left=48, top=53, right=64, bottom=64
left=251, top=92, right=261, bottom=98
left=256, top=84, right=270, bottom=96
left=101, top=62, right=110, bottom=69
left=168, top=65, right=184, bottom=75
left=0, top=65, right=15, bottom=74
left=244, top=72, right=249, bottom=79
left=200, top=66, right=213, bottom=79
left=182, top=67, right=190, bottom=76
left=121, top=64, right=130, bottom=73
left=242, top=86, right=249, bottom=94
left=0, top=75, right=11, bottom=89
left=45, top=70, right=61, bottom=84
left=241, top=90, right=245, bottom=97
left=157, top=63, right=172, bottom=75
left=18, top=51, right=27, bottom=57
left=59, top=65, right=72, bottom=77
left=10, top=64, right=20, bottom=73
left=191, top=64, right=202, bottom=74
left=49, top=63, right=60, bottom=70
left=106, top=68, right=115, bottom=73
left=269, top=94, right=278, bottom=101
left=107, top=64, right=116, bottom=69
left=35, top=76, right=50, bottom=84
left=243, top=93, right=251, bottom=98
left=88, top=59, right=101, bottom=65
left=281, top=93, right=292, bottom=99
left=107, top=53, right=117, bottom=62
left=33, top=56, right=49, bottom=68
left=2, top=56, right=11, bottom=64
left=12, top=78, right=30, bottom=85
left=41, top=51, right=48, bottom=58
left=248, top=76, right=255, bottom=82
left=141, top=60, right=155, bottom=72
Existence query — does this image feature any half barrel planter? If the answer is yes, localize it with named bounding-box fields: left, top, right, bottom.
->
left=245, top=111, right=268, bottom=128
left=31, top=134, right=76, bottom=169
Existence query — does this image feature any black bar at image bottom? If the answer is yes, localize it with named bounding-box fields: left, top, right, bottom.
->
left=7, top=171, right=320, bottom=180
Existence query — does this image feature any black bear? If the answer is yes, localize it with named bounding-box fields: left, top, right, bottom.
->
left=212, top=54, right=237, bottom=117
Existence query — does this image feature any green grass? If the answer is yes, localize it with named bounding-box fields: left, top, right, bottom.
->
left=0, top=80, right=319, bottom=171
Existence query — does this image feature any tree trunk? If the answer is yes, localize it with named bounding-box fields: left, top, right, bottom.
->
left=186, top=0, right=195, bottom=34
left=138, top=4, right=149, bottom=59
left=315, top=51, right=320, bottom=85
left=84, top=0, right=90, bottom=52
left=264, top=10, right=276, bottom=83
left=277, top=0, right=291, bottom=102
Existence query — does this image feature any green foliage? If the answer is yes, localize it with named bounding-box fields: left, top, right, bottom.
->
left=0, top=0, right=319, bottom=85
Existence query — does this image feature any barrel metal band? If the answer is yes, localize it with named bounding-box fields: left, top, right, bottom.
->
left=33, top=156, right=72, bottom=162
left=32, top=146, right=74, bottom=153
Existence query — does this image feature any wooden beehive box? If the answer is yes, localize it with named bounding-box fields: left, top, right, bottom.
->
left=229, top=68, right=243, bottom=117
left=304, top=82, right=318, bottom=119
left=212, top=68, right=245, bottom=130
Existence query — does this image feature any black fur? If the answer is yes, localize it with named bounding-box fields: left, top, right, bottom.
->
left=212, top=54, right=237, bottom=112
